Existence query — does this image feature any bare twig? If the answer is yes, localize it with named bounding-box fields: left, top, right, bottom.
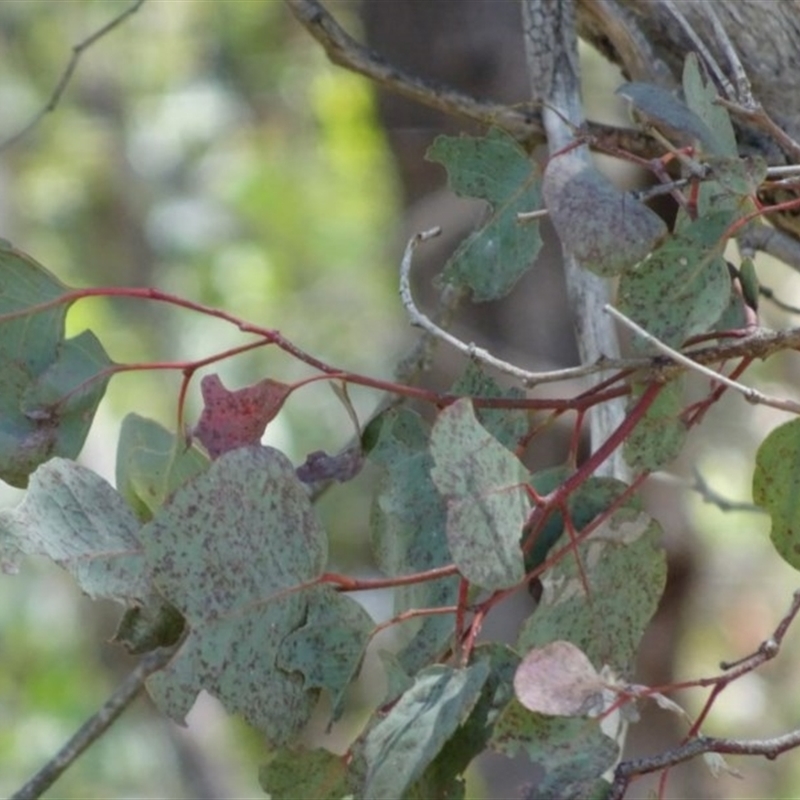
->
left=283, top=0, right=541, bottom=143
left=691, top=468, right=763, bottom=513
left=661, top=0, right=734, bottom=100
left=719, top=97, right=800, bottom=163
left=11, top=646, right=174, bottom=800
left=517, top=207, right=550, bottom=222
left=610, top=730, right=800, bottom=799
left=699, top=2, right=754, bottom=106
left=403, top=231, right=800, bottom=391
left=758, top=285, right=800, bottom=316
left=605, top=304, right=800, bottom=414
left=0, top=0, right=146, bottom=152
left=609, top=590, right=800, bottom=800
left=400, top=228, right=629, bottom=386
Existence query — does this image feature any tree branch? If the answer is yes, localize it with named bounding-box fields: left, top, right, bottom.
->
left=11, top=646, right=174, bottom=800
left=609, top=589, right=800, bottom=799
left=605, top=305, right=800, bottom=415
left=0, top=0, right=147, bottom=152
left=283, top=0, right=658, bottom=159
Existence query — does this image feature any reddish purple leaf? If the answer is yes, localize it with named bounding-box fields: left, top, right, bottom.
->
left=296, top=447, right=363, bottom=485
left=193, top=374, right=291, bottom=458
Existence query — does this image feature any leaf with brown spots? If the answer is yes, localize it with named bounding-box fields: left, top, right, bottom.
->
left=193, top=373, right=291, bottom=458
left=518, top=508, right=666, bottom=673
left=141, top=445, right=328, bottom=745
left=753, top=418, right=800, bottom=570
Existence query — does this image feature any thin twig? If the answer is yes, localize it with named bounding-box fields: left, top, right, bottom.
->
left=0, top=0, right=146, bottom=152
left=400, top=229, right=630, bottom=387
left=758, top=284, right=800, bottom=316
left=283, top=0, right=541, bottom=144
left=719, top=97, right=800, bottom=163
left=517, top=208, right=550, bottom=222
left=765, top=165, right=800, bottom=178
left=609, top=590, right=800, bottom=800
left=605, top=304, right=800, bottom=414
left=698, top=3, right=754, bottom=106
left=11, top=646, right=174, bottom=800
left=611, top=730, right=800, bottom=799
left=403, top=231, right=800, bottom=386
left=691, top=468, right=763, bottom=513
left=661, top=0, right=734, bottom=100
left=633, top=178, right=691, bottom=203
left=283, top=0, right=658, bottom=159
left=738, top=224, right=800, bottom=273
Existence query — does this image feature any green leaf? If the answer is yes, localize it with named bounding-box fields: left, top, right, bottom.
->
left=368, top=407, right=458, bottom=672
left=278, top=587, right=372, bottom=720
left=682, top=53, right=737, bottom=156
left=739, top=256, right=760, bottom=311
left=112, top=594, right=185, bottom=654
left=116, top=413, right=210, bottom=521
left=0, top=240, right=69, bottom=371
left=410, top=643, right=519, bottom=798
left=543, top=157, right=667, bottom=276
left=141, top=445, right=327, bottom=744
left=259, top=747, right=349, bottom=800
left=616, top=81, right=721, bottom=152
left=622, top=381, right=687, bottom=471
left=0, top=458, right=148, bottom=601
left=0, top=241, right=111, bottom=487
left=617, top=212, right=732, bottom=352
left=525, top=472, right=639, bottom=573
left=703, top=156, right=767, bottom=203
left=393, top=577, right=460, bottom=676
left=426, top=128, right=543, bottom=300
left=518, top=508, right=666, bottom=672
left=490, top=700, right=618, bottom=798
left=450, top=361, right=528, bottom=450
left=378, top=650, right=415, bottom=706
left=369, top=408, right=444, bottom=576
left=430, top=399, right=529, bottom=590
left=753, top=418, right=800, bottom=570
left=363, top=662, right=490, bottom=800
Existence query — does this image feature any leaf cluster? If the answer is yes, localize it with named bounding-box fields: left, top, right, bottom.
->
left=3, top=52, right=800, bottom=800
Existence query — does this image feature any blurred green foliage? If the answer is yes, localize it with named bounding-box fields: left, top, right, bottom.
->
left=0, top=1, right=400, bottom=796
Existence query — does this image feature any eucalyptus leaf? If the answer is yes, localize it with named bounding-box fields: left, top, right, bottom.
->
left=142, top=445, right=327, bottom=744
left=753, top=418, right=800, bottom=570
left=364, top=662, right=490, bottom=799
left=427, top=128, right=543, bottom=300
left=543, top=156, right=666, bottom=276
left=430, top=399, right=529, bottom=590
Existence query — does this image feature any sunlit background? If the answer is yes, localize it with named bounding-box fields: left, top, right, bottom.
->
left=3, top=2, right=800, bottom=798
left=0, top=1, right=403, bottom=796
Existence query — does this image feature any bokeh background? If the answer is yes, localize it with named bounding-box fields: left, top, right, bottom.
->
left=2, top=1, right=800, bottom=798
